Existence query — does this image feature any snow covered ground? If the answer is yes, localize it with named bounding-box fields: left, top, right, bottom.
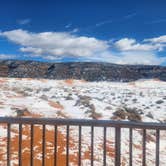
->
left=0, top=78, right=165, bottom=165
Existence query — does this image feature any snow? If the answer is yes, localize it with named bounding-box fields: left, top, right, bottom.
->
left=0, top=78, right=165, bottom=165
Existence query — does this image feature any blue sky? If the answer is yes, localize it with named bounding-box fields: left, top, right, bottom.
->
left=1, top=0, right=166, bottom=65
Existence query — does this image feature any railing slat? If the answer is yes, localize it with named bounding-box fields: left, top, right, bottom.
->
left=103, top=126, right=107, bottom=166
left=19, top=124, right=22, bottom=166
left=66, top=125, right=69, bottom=166
left=156, top=129, right=160, bottom=166
left=30, top=124, right=34, bottom=166
left=42, top=125, right=46, bottom=166
left=91, top=126, right=94, bottom=166
left=7, top=123, right=11, bottom=166
left=115, top=127, right=121, bottom=166
left=142, top=129, right=146, bottom=166
left=54, top=125, right=57, bottom=166
left=78, top=125, right=82, bottom=166
left=129, top=128, right=133, bottom=166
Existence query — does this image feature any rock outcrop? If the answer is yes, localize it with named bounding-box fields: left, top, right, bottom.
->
left=0, top=60, right=166, bottom=81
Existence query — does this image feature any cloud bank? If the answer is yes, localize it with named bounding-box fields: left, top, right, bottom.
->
left=0, top=54, right=16, bottom=60
left=17, top=19, right=31, bottom=25
left=0, top=29, right=108, bottom=59
left=0, top=29, right=166, bottom=65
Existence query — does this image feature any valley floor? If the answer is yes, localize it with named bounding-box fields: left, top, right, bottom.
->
left=0, top=78, right=165, bottom=165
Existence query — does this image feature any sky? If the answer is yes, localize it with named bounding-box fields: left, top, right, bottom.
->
left=1, top=0, right=166, bottom=65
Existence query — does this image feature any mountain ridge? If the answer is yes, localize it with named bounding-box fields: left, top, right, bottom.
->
left=0, top=60, right=166, bottom=81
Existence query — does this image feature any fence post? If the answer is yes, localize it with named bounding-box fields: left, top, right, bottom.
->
left=7, top=123, right=11, bottom=166
left=156, top=129, right=160, bottom=166
left=115, top=126, right=121, bottom=166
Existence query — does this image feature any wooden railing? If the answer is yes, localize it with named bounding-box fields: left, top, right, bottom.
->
left=0, top=117, right=165, bottom=166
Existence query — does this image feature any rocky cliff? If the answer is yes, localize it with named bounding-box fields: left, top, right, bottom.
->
left=0, top=60, right=166, bottom=81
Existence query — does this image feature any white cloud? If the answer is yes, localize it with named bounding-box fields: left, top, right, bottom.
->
left=0, top=29, right=166, bottom=65
left=17, top=19, right=31, bottom=25
left=145, top=35, right=166, bottom=43
left=115, top=51, right=166, bottom=65
left=89, top=51, right=166, bottom=65
left=65, top=23, right=72, bottom=28
left=96, top=20, right=113, bottom=27
left=115, top=38, right=163, bottom=51
left=0, top=54, right=16, bottom=59
left=123, top=12, right=137, bottom=19
left=0, top=29, right=109, bottom=58
left=95, top=13, right=136, bottom=28
left=71, top=28, right=79, bottom=33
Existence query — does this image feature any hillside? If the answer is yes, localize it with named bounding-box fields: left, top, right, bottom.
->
left=0, top=78, right=166, bottom=165
left=0, top=60, right=166, bottom=81
left=0, top=61, right=165, bottom=165
left=0, top=78, right=165, bottom=122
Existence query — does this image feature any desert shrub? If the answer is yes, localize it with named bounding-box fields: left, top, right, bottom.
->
left=156, top=100, right=164, bottom=104
left=132, top=98, right=137, bottom=103
left=113, top=107, right=142, bottom=122
left=65, top=93, right=73, bottom=100
left=113, top=109, right=126, bottom=119
left=12, top=107, right=31, bottom=117
left=75, top=95, right=102, bottom=119
left=105, top=106, right=112, bottom=110
left=43, top=87, right=51, bottom=92
left=86, top=104, right=102, bottom=119
left=90, top=111, right=102, bottom=119
left=40, top=95, right=48, bottom=101
left=146, top=112, right=154, bottom=119
left=11, top=87, right=33, bottom=96
left=163, top=97, right=166, bottom=100
left=75, top=95, right=91, bottom=107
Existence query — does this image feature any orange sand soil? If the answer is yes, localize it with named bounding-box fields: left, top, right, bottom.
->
left=48, top=101, right=64, bottom=110
left=0, top=79, right=7, bottom=84
left=64, top=79, right=86, bottom=85
left=0, top=125, right=96, bottom=166
left=64, top=79, right=74, bottom=85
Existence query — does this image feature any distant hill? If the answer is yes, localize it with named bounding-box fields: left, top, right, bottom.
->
left=0, top=60, right=166, bottom=81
